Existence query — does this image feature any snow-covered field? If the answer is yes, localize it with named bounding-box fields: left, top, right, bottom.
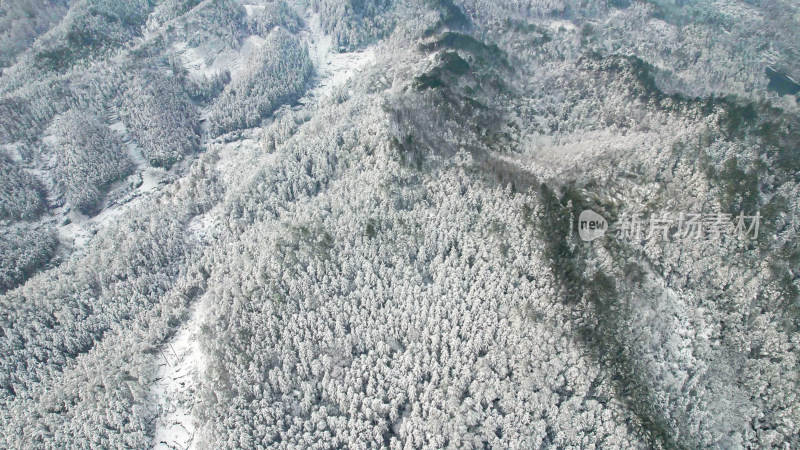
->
left=173, top=34, right=267, bottom=84
left=299, top=9, right=375, bottom=99
left=150, top=298, right=208, bottom=450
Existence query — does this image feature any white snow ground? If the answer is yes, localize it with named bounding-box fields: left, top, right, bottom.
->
left=150, top=298, right=208, bottom=450
left=298, top=8, right=375, bottom=99
left=172, top=34, right=267, bottom=84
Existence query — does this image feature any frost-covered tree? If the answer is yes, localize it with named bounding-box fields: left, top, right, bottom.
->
left=0, top=0, right=68, bottom=68
left=0, top=154, right=46, bottom=221
left=51, top=109, right=133, bottom=215
left=119, top=69, right=199, bottom=167
left=32, top=0, right=153, bottom=71
left=248, top=0, right=304, bottom=36
left=0, top=225, right=57, bottom=293
left=207, top=27, right=313, bottom=136
left=311, top=0, right=395, bottom=51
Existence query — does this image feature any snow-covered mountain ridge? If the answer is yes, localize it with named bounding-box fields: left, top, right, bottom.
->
left=0, top=0, right=798, bottom=448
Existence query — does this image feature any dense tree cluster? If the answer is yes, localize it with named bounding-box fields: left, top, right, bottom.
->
left=312, top=0, right=395, bottom=51
left=496, top=40, right=800, bottom=447
left=260, top=107, right=311, bottom=153
left=0, top=154, right=45, bottom=221
left=183, top=68, right=231, bottom=104
left=0, top=95, right=49, bottom=144
left=50, top=109, right=133, bottom=215
left=248, top=0, right=304, bottom=36
left=146, top=0, right=203, bottom=28
left=207, top=28, right=313, bottom=136
left=32, top=0, right=153, bottom=71
left=119, top=69, right=200, bottom=167
left=148, top=0, right=304, bottom=56
left=0, top=226, right=57, bottom=293
left=181, top=13, right=798, bottom=445
left=179, top=0, right=249, bottom=50
left=0, top=0, right=68, bottom=68
left=0, top=62, right=124, bottom=148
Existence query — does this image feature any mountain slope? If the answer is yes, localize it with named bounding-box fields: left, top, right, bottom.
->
left=0, top=0, right=798, bottom=448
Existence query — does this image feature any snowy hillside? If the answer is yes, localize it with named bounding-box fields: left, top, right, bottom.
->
left=1, top=0, right=799, bottom=448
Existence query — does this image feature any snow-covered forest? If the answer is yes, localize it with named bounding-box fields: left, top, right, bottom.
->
left=1, top=0, right=799, bottom=448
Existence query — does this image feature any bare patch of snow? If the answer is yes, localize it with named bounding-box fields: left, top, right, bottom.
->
left=172, top=35, right=267, bottom=83
left=214, top=137, right=263, bottom=178
left=298, top=9, right=376, bottom=100
left=1, top=142, right=24, bottom=162
left=150, top=297, right=208, bottom=450
left=186, top=205, right=221, bottom=245
left=243, top=4, right=266, bottom=17
left=547, top=20, right=578, bottom=33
